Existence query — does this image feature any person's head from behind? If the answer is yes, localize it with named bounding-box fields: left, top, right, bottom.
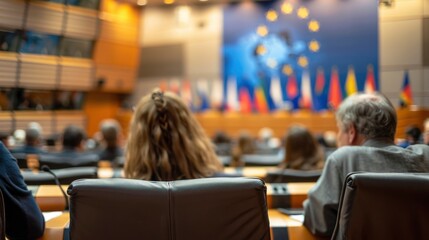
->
left=125, top=88, right=222, bottom=180
left=283, top=125, right=324, bottom=170
left=62, top=125, right=85, bottom=151
left=25, top=128, right=42, bottom=147
left=335, top=93, right=397, bottom=147
left=99, top=119, right=122, bottom=148
left=405, top=126, right=421, bottom=145
left=236, top=131, right=256, bottom=155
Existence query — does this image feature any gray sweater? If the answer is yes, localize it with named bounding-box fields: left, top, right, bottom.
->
left=303, top=138, right=429, bottom=237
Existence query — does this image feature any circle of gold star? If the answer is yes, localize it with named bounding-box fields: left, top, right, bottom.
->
left=266, top=10, right=278, bottom=22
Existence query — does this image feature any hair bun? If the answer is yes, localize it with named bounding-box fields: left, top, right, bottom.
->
left=151, top=89, right=165, bottom=112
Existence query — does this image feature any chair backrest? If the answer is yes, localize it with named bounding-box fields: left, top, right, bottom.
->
left=11, top=153, right=28, bottom=169
left=265, top=169, right=322, bottom=183
left=332, top=172, right=429, bottom=240
left=0, top=188, right=5, bottom=240
left=68, top=177, right=270, bottom=240
left=22, top=167, right=98, bottom=185
left=38, top=153, right=98, bottom=169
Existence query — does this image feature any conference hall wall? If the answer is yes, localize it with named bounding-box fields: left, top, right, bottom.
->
left=135, top=0, right=379, bottom=112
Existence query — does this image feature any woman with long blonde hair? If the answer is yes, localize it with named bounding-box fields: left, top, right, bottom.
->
left=124, top=88, right=223, bottom=180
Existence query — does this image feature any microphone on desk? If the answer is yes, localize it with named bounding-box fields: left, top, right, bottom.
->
left=41, top=165, right=69, bottom=210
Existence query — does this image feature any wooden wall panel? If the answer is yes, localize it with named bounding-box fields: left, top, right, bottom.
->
left=14, top=111, right=54, bottom=137
left=93, top=41, right=139, bottom=68
left=0, top=112, right=13, bottom=134
left=25, top=1, right=64, bottom=35
left=94, top=65, right=136, bottom=92
left=83, top=92, right=121, bottom=137
left=98, top=0, right=139, bottom=45
left=55, top=111, right=86, bottom=134
left=59, top=58, right=94, bottom=90
left=64, top=7, right=98, bottom=40
left=91, top=0, right=140, bottom=93
left=19, top=54, right=58, bottom=89
left=0, top=0, right=25, bottom=29
left=0, top=52, right=18, bottom=87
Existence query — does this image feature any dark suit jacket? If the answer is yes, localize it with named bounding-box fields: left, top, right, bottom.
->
left=0, top=142, right=45, bottom=239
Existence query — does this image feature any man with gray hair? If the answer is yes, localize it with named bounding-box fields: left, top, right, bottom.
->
left=303, top=93, right=429, bottom=237
left=11, top=122, right=45, bottom=154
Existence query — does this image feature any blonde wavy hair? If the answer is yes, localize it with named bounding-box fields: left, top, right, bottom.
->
left=124, top=88, right=223, bottom=180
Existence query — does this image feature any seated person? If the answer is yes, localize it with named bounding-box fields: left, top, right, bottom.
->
left=96, top=119, right=124, bottom=162
left=279, top=125, right=324, bottom=170
left=255, top=127, right=280, bottom=154
left=212, top=131, right=233, bottom=156
left=424, top=118, right=429, bottom=145
left=303, top=93, right=429, bottom=238
left=11, top=123, right=46, bottom=154
left=0, top=142, right=45, bottom=239
left=124, top=88, right=223, bottom=180
left=39, top=125, right=99, bottom=168
left=231, top=131, right=256, bottom=168
left=398, top=125, right=422, bottom=148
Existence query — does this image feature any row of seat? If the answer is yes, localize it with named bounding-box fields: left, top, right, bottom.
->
left=64, top=172, right=429, bottom=240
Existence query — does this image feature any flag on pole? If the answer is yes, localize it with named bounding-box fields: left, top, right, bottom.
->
left=345, top=66, right=358, bottom=97
left=196, top=79, right=210, bottom=111
left=315, top=67, right=325, bottom=95
left=239, top=87, right=252, bottom=113
left=210, top=78, right=223, bottom=110
left=314, top=67, right=327, bottom=111
left=169, top=78, right=181, bottom=95
left=364, top=64, right=376, bottom=93
left=300, top=70, right=312, bottom=109
left=270, top=76, right=283, bottom=109
left=159, top=80, right=168, bottom=91
left=399, top=70, right=413, bottom=107
left=328, top=67, right=342, bottom=110
left=181, top=80, right=193, bottom=108
left=226, top=77, right=238, bottom=112
left=254, top=83, right=269, bottom=113
left=286, top=73, right=298, bottom=99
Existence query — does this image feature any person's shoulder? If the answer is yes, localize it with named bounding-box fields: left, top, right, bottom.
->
left=406, top=144, right=429, bottom=154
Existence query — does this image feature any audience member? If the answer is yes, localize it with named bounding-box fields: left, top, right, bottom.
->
left=398, top=125, right=422, bottom=148
left=303, top=93, right=429, bottom=238
left=0, top=132, right=9, bottom=149
left=231, top=131, right=256, bottom=168
left=96, top=119, right=124, bottom=162
left=11, top=122, right=46, bottom=154
left=279, top=125, right=324, bottom=170
left=38, top=125, right=99, bottom=168
left=212, top=131, right=232, bottom=156
left=256, top=127, right=280, bottom=154
left=0, top=142, right=45, bottom=239
left=423, top=118, right=429, bottom=145
left=124, top=89, right=223, bottom=180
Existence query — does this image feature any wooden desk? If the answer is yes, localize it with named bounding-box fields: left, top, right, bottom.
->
left=97, top=166, right=275, bottom=179
left=30, top=185, right=69, bottom=211
left=224, top=166, right=277, bottom=178
left=30, top=182, right=315, bottom=211
left=40, top=210, right=315, bottom=240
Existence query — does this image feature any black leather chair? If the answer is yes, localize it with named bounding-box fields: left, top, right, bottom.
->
left=242, top=152, right=284, bottom=166
left=331, top=172, right=429, bottom=240
left=21, top=167, right=98, bottom=185
left=264, top=169, right=322, bottom=183
left=38, top=153, right=99, bottom=169
left=11, top=153, right=28, bottom=169
left=68, top=177, right=271, bottom=240
left=0, top=189, right=5, bottom=240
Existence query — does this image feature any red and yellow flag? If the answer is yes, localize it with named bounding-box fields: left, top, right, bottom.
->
left=399, top=70, right=413, bottom=107
left=328, top=67, right=342, bottom=110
